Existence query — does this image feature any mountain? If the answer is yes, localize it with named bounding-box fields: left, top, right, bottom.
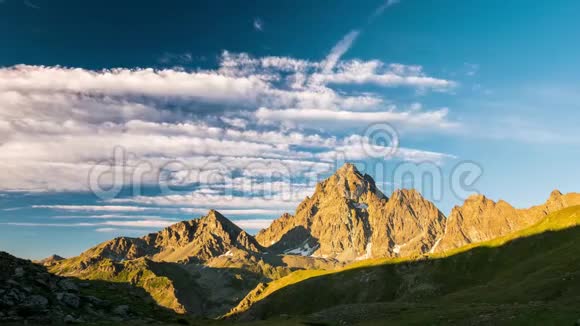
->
left=35, top=254, right=65, bottom=266
left=80, top=209, right=263, bottom=264
left=49, top=210, right=339, bottom=317
left=38, top=163, right=580, bottom=321
left=256, top=163, right=446, bottom=260
left=432, top=190, right=580, bottom=253
left=227, top=205, right=580, bottom=324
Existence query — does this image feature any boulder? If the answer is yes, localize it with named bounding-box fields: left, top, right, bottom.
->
left=64, top=314, right=76, bottom=323
left=14, top=267, right=25, bottom=278
left=25, top=294, right=49, bottom=308
left=58, top=279, right=79, bottom=292
left=57, top=292, right=80, bottom=308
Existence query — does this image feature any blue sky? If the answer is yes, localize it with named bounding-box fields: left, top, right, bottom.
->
left=1, top=0, right=580, bottom=259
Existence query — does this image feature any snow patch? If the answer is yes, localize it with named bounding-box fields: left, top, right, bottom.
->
left=354, top=203, right=368, bottom=209
left=392, top=241, right=409, bottom=255
left=355, top=242, right=373, bottom=261
left=284, top=242, right=319, bottom=256
left=219, top=250, right=234, bottom=258
left=392, top=244, right=401, bottom=255
left=429, top=238, right=442, bottom=254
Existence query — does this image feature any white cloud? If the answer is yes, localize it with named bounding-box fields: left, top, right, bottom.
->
left=232, top=219, right=273, bottom=230
left=101, top=220, right=175, bottom=228
left=179, top=208, right=287, bottom=216
left=3, top=218, right=272, bottom=233
left=253, top=18, right=264, bottom=31
left=321, top=30, right=360, bottom=74
left=111, top=191, right=309, bottom=210
left=371, top=0, right=400, bottom=19
left=314, top=61, right=455, bottom=89
left=0, top=65, right=269, bottom=103
left=95, top=227, right=119, bottom=233
left=32, top=205, right=165, bottom=212
left=317, top=135, right=455, bottom=164
left=52, top=214, right=176, bottom=220
left=94, top=228, right=152, bottom=234
left=0, top=48, right=457, bottom=194
left=1, top=219, right=174, bottom=228
left=255, top=106, right=456, bottom=130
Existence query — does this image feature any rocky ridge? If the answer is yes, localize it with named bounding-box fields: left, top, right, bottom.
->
left=256, top=163, right=447, bottom=260
left=433, top=190, right=580, bottom=253
left=80, top=209, right=263, bottom=264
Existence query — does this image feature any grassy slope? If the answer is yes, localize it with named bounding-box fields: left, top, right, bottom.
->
left=49, top=257, right=197, bottom=314
left=228, top=205, right=580, bottom=325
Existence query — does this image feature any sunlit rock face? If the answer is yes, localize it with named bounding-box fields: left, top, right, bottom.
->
left=256, top=163, right=447, bottom=261
left=433, top=190, right=580, bottom=253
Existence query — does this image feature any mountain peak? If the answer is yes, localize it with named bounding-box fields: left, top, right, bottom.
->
left=549, top=189, right=563, bottom=199
left=335, top=162, right=359, bottom=176
left=256, top=164, right=446, bottom=260
left=316, top=163, right=383, bottom=202
left=204, top=209, right=229, bottom=224
left=79, top=210, right=263, bottom=263
left=466, top=193, right=487, bottom=201
left=391, top=188, right=421, bottom=199
left=35, top=254, right=65, bottom=266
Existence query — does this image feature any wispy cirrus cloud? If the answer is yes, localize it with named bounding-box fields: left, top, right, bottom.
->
left=255, top=106, right=456, bottom=131
left=320, top=30, right=361, bottom=74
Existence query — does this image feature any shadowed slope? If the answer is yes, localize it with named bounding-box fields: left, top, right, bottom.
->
left=228, top=206, right=580, bottom=324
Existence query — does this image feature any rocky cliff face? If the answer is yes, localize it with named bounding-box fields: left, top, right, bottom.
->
left=432, top=190, right=580, bottom=253
left=367, top=188, right=446, bottom=258
left=256, top=163, right=447, bottom=260
left=82, top=210, right=263, bottom=264
left=145, top=209, right=263, bottom=263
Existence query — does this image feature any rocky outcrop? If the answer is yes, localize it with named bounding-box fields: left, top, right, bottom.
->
left=432, top=190, right=580, bottom=253
left=256, top=163, right=447, bottom=260
left=0, top=251, right=153, bottom=324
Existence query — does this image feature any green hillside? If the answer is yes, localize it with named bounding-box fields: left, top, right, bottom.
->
left=228, top=205, right=580, bottom=325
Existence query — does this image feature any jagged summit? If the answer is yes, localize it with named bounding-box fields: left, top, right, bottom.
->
left=315, top=163, right=385, bottom=202
left=335, top=162, right=358, bottom=175
left=80, top=209, right=263, bottom=264
left=257, top=164, right=444, bottom=261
